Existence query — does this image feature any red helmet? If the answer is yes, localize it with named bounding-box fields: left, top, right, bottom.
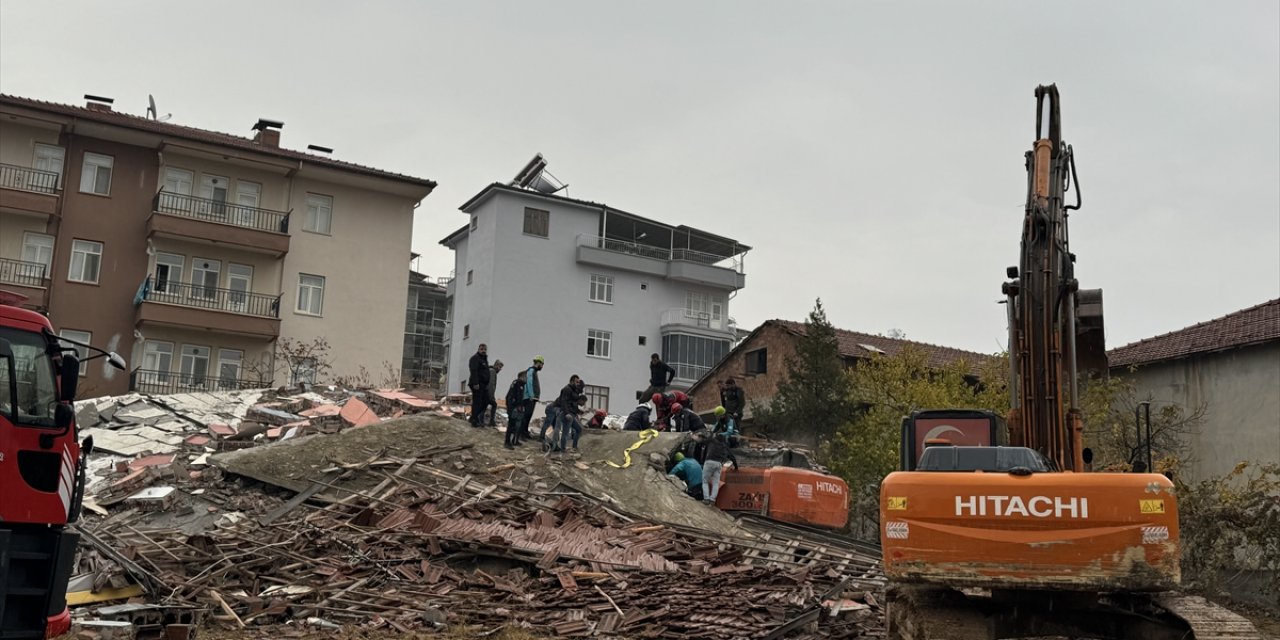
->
left=670, top=402, right=683, bottom=413
left=595, top=409, right=607, bottom=418
left=651, top=393, right=664, bottom=405
left=674, top=391, right=689, bottom=403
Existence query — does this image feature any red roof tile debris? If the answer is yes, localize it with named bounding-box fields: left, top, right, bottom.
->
left=340, top=397, right=380, bottom=428
left=1109, top=298, right=1280, bottom=368
left=0, top=93, right=436, bottom=189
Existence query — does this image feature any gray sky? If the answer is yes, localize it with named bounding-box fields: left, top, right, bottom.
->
left=3, top=1, right=1276, bottom=354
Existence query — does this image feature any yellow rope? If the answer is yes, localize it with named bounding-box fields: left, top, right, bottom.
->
left=605, top=429, right=659, bottom=468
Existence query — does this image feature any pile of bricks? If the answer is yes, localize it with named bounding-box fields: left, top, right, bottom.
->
left=78, top=447, right=885, bottom=638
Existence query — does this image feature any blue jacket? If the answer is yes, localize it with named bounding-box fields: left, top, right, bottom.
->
left=668, top=459, right=703, bottom=489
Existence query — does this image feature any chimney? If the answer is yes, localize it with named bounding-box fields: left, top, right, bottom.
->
left=252, top=118, right=284, bottom=148
left=84, top=94, right=114, bottom=112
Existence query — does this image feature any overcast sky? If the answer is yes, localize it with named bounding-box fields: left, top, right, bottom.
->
left=3, top=1, right=1276, bottom=354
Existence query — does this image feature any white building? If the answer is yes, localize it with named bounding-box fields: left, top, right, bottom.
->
left=440, top=172, right=749, bottom=413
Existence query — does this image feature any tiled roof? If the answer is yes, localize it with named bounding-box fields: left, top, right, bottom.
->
left=0, top=94, right=436, bottom=189
left=1108, top=298, right=1280, bottom=368
left=771, top=320, right=996, bottom=372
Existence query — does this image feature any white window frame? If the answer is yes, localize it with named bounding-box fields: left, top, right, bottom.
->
left=20, top=232, right=54, bottom=276
left=79, top=152, right=113, bottom=195
left=303, top=193, right=333, bottom=234
left=179, top=344, right=211, bottom=387
left=291, top=357, right=317, bottom=385
left=59, top=330, right=92, bottom=377
left=217, top=348, right=244, bottom=386
left=589, top=274, right=614, bottom=304
left=33, top=143, right=65, bottom=189
left=142, top=341, right=175, bottom=382
left=190, top=257, right=221, bottom=300
left=296, top=273, right=325, bottom=316
left=582, top=384, right=609, bottom=413
left=68, top=239, right=103, bottom=284
left=154, top=252, right=184, bottom=294
left=587, top=329, right=612, bottom=360
left=234, top=180, right=262, bottom=227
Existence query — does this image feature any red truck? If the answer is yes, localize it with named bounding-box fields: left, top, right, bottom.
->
left=0, top=291, right=124, bottom=639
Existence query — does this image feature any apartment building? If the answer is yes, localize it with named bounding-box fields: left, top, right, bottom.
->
left=0, top=94, right=435, bottom=396
left=441, top=166, right=749, bottom=412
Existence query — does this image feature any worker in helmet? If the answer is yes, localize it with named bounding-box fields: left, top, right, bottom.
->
left=670, top=402, right=706, bottom=433
left=673, top=390, right=691, bottom=411
left=667, top=451, right=704, bottom=500
left=586, top=409, right=608, bottom=429
left=624, top=404, right=651, bottom=431
left=652, top=392, right=673, bottom=430
left=712, top=405, right=735, bottom=435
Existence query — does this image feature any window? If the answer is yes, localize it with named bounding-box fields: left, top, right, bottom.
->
left=159, top=167, right=194, bottom=213
left=638, top=336, right=647, bottom=346
left=291, top=357, right=317, bottom=385
left=640, top=282, right=648, bottom=291
left=227, top=263, right=253, bottom=312
left=191, top=257, right=221, bottom=299
left=523, top=207, right=549, bottom=238
left=684, top=291, right=728, bottom=329
left=234, top=181, right=262, bottom=227
left=33, top=144, right=65, bottom=189
left=463, top=324, right=470, bottom=340
left=21, top=233, right=54, bottom=276
left=745, top=348, right=768, bottom=375
left=466, top=270, right=473, bottom=285
left=141, top=341, right=174, bottom=384
left=296, top=274, right=325, bottom=315
left=79, top=152, right=113, bottom=195
left=199, top=175, right=229, bottom=219
left=217, top=349, right=243, bottom=387
left=470, top=215, right=478, bottom=231
left=587, top=329, right=612, bottom=359
left=662, top=333, right=731, bottom=381
left=68, top=240, right=103, bottom=284
left=180, top=345, right=210, bottom=386
left=304, top=193, right=333, bottom=233
left=589, top=274, right=614, bottom=303
left=583, top=384, right=610, bottom=413
left=59, top=330, right=91, bottom=376
left=152, top=253, right=183, bottom=294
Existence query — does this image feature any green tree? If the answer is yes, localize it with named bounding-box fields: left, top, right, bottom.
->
left=826, top=346, right=1007, bottom=537
left=1078, top=373, right=1204, bottom=474
left=754, top=299, right=854, bottom=443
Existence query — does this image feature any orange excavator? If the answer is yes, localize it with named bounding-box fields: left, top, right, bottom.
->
left=878, top=86, right=1261, bottom=639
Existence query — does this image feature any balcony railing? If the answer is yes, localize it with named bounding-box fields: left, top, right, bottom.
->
left=154, top=191, right=290, bottom=234
left=0, top=257, right=48, bottom=288
left=130, top=368, right=267, bottom=395
left=576, top=235, right=742, bottom=271
left=659, top=307, right=736, bottom=333
left=142, top=279, right=281, bottom=318
left=0, top=163, right=60, bottom=195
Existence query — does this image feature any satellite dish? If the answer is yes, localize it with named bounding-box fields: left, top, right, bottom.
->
left=147, top=95, right=157, bottom=120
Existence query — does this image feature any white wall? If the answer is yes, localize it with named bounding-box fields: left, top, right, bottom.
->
left=447, top=189, right=735, bottom=412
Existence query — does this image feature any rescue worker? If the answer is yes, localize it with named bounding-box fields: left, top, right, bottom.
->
left=643, top=353, right=676, bottom=399
left=484, top=360, right=504, bottom=426
left=720, top=377, right=745, bottom=426
left=700, top=431, right=738, bottom=505
left=586, top=409, right=608, bottom=429
left=667, top=452, right=704, bottom=500
left=669, top=403, right=706, bottom=433
left=673, top=390, right=691, bottom=411
left=521, top=356, right=544, bottom=439
left=712, top=405, right=733, bottom=435
left=543, top=374, right=580, bottom=448
left=503, top=370, right=528, bottom=449
left=467, top=344, right=490, bottom=427
left=623, top=404, right=651, bottom=431
left=651, top=392, right=672, bottom=430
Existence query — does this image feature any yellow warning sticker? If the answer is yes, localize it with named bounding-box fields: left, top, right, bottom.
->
left=1140, top=499, right=1165, bottom=514
left=887, top=497, right=908, bottom=511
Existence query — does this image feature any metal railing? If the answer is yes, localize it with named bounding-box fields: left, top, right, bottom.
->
left=0, top=163, right=60, bottom=195
left=0, top=257, right=48, bottom=288
left=659, top=307, right=736, bottom=333
left=154, top=190, right=291, bottom=234
left=672, top=248, right=740, bottom=270
left=130, top=368, right=267, bottom=395
left=577, top=235, right=743, bottom=271
left=143, top=280, right=281, bottom=318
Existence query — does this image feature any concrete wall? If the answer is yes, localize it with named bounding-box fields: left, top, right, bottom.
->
left=1115, top=342, right=1280, bottom=483
left=447, top=190, right=734, bottom=413
left=687, top=322, right=799, bottom=416
left=0, top=212, right=52, bottom=262
left=0, top=122, right=61, bottom=169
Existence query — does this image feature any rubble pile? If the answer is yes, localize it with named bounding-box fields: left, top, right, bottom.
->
left=69, top=389, right=886, bottom=638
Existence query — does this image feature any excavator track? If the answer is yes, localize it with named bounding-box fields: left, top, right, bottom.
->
left=885, top=586, right=1265, bottom=640
left=1154, top=594, right=1264, bottom=640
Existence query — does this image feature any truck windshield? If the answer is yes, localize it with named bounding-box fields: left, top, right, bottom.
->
left=0, top=327, right=58, bottom=428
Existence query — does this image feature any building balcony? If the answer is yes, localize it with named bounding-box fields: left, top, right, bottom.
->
left=136, top=279, right=281, bottom=338
left=129, top=368, right=268, bottom=395
left=575, top=235, right=746, bottom=290
left=0, top=257, right=50, bottom=309
left=0, top=163, right=60, bottom=219
left=148, top=191, right=291, bottom=256
left=659, top=307, right=737, bottom=338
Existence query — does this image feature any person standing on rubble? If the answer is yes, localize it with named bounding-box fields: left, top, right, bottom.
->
left=700, top=432, right=738, bottom=505
left=720, top=377, right=745, bottom=429
left=554, top=377, right=588, bottom=454
left=468, top=344, right=490, bottom=428
left=667, top=452, right=704, bottom=500
left=544, top=374, right=580, bottom=448
left=521, top=356, right=545, bottom=439
left=624, top=404, right=651, bottom=431
left=504, top=370, right=527, bottom=449
left=484, top=360, right=504, bottom=426
left=643, top=353, right=676, bottom=399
